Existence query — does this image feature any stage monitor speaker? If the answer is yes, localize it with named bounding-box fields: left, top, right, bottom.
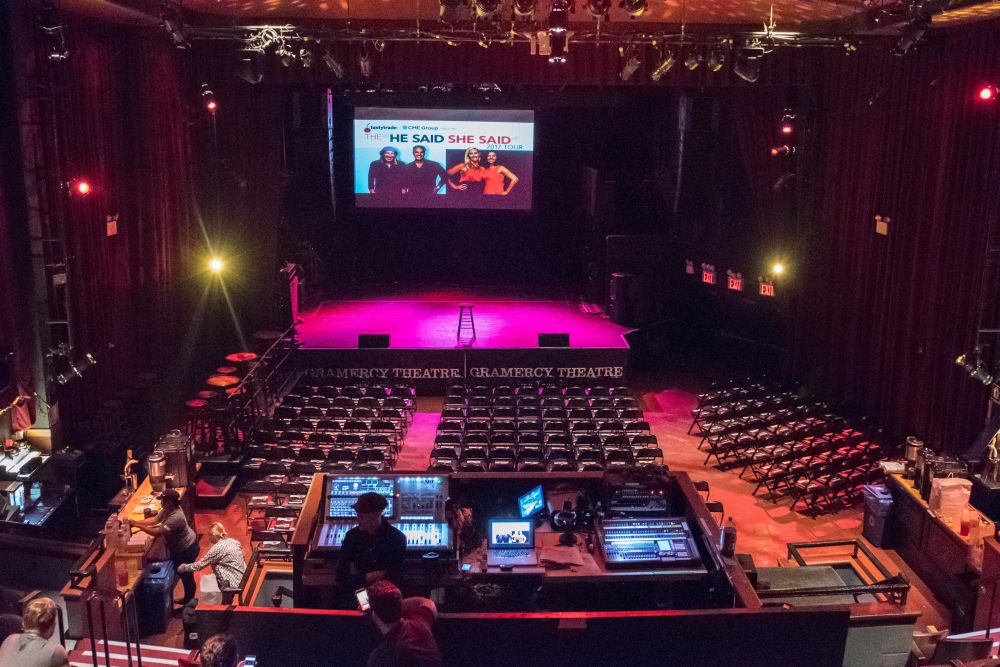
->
left=538, top=333, right=570, bottom=348
left=358, top=334, right=390, bottom=349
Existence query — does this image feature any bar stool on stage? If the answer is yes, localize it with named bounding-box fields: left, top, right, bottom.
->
left=457, top=304, right=476, bottom=345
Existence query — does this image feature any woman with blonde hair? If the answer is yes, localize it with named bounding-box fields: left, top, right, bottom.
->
left=0, top=596, right=68, bottom=667
left=447, top=147, right=487, bottom=195
left=178, top=522, right=247, bottom=597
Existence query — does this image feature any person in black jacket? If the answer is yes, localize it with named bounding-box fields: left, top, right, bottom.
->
left=336, top=493, right=407, bottom=602
left=367, top=147, right=406, bottom=203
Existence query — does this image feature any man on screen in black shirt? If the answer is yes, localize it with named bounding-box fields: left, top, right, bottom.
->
left=367, top=147, right=407, bottom=204
left=401, top=145, right=447, bottom=204
left=336, top=493, right=408, bottom=600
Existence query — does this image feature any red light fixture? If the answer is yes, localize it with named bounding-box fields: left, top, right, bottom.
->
left=978, top=85, right=997, bottom=102
left=770, top=145, right=795, bottom=157
left=206, top=100, right=217, bottom=112
left=69, top=179, right=92, bottom=196
left=780, top=122, right=794, bottom=135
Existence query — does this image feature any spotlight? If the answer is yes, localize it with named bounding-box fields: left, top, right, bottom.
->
left=770, top=145, right=795, bottom=157
left=299, top=48, right=315, bottom=68
left=619, top=0, right=646, bottom=18
left=733, top=51, right=761, bottom=82
left=706, top=47, right=726, bottom=72
left=513, top=0, right=535, bottom=18
left=978, top=85, right=997, bottom=102
left=56, top=353, right=96, bottom=385
left=473, top=0, right=501, bottom=19
left=650, top=50, right=675, bottom=81
left=894, top=13, right=931, bottom=56
left=683, top=50, right=700, bottom=71
left=69, top=179, right=92, bottom=196
left=772, top=263, right=785, bottom=275
left=209, top=258, right=224, bottom=273
left=620, top=51, right=641, bottom=82
left=323, top=50, right=345, bottom=79
left=201, top=84, right=217, bottom=113
left=587, top=0, right=610, bottom=19
left=548, top=0, right=570, bottom=63
left=440, top=0, right=463, bottom=22
left=973, top=365, right=994, bottom=385
left=780, top=111, right=795, bottom=135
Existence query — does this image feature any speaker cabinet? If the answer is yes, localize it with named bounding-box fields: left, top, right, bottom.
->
left=358, top=334, right=390, bottom=349
left=538, top=333, right=570, bottom=348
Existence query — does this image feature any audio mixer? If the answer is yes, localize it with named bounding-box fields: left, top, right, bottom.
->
left=314, top=474, right=453, bottom=556
left=597, top=517, right=700, bottom=568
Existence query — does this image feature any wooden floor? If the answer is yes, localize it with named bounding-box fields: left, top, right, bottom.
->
left=149, top=378, right=950, bottom=647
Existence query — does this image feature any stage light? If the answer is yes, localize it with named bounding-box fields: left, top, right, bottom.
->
left=548, top=0, right=570, bottom=63
left=772, top=263, right=784, bottom=275
left=209, top=258, right=224, bottom=273
left=706, top=47, right=726, bottom=72
left=619, top=47, right=641, bottom=82
left=473, top=0, right=501, bottom=19
left=770, top=145, right=794, bottom=157
left=973, top=365, right=994, bottom=385
left=201, top=84, right=217, bottom=113
left=978, top=85, right=997, bottom=102
left=56, top=353, right=96, bottom=385
left=322, top=50, right=345, bottom=79
left=650, top=50, right=676, bottom=82
left=299, top=48, right=315, bottom=68
left=780, top=111, right=795, bottom=135
left=733, top=51, right=761, bottom=83
left=513, top=0, right=535, bottom=18
left=440, top=0, right=463, bottom=22
left=69, top=179, right=92, bottom=196
left=161, top=5, right=189, bottom=49
left=894, top=13, right=931, bottom=56
left=683, top=50, right=700, bottom=71
left=359, top=53, right=374, bottom=78
left=587, top=0, right=610, bottom=19
left=619, top=0, right=647, bottom=18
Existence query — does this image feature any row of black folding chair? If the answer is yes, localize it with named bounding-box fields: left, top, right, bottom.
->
left=290, top=383, right=416, bottom=399
left=275, top=404, right=411, bottom=422
left=446, top=384, right=633, bottom=398
left=689, top=395, right=808, bottom=435
left=750, top=439, right=881, bottom=501
left=695, top=405, right=835, bottom=445
left=790, top=464, right=884, bottom=514
left=694, top=379, right=790, bottom=410
left=702, top=417, right=847, bottom=466
left=445, top=395, right=638, bottom=410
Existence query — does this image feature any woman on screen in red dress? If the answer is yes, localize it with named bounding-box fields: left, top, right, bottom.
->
left=483, top=151, right=519, bottom=195
left=446, top=147, right=486, bottom=195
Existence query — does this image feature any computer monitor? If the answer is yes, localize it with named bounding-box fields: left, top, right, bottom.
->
left=518, top=485, right=544, bottom=519
left=488, top=519, right=534, bottom=549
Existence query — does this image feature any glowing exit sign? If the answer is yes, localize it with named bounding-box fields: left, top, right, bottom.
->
left=728, top=277, right=743, bottom=291
left=701, top=263, right=716, bottom=285
left=759, top=283, right=775, bottom=297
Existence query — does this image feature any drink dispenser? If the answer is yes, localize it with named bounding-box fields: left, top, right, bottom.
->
left=147, top=450, right=166, bottom=492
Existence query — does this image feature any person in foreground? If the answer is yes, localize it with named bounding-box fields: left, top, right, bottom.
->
left=0, top=597, right=68, bottom=667
left=366, top=580, right=442, bottom=667
left=200, top=633, right=239, bottom=667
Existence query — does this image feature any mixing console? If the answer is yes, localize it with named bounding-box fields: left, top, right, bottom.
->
left=318, top=521, right=451, bottom=553
left=597, top=517, right=700, bottom=568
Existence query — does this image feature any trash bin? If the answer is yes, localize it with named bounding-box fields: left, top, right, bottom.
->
left=138, top=560, right=175, bottom=636
left=862, top=484, right=894, bottom=547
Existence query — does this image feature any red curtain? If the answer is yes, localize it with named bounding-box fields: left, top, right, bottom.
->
left=791, top=23, right=1000, bottom=451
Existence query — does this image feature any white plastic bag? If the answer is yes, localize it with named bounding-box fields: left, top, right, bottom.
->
left=929, top=477, right=972, bottom=526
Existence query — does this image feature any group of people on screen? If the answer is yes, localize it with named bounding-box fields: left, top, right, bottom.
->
left=367, top=145, right=519, bottom=203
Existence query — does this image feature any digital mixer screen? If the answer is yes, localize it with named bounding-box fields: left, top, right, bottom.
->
left=328, top=476, right=396, bottom=518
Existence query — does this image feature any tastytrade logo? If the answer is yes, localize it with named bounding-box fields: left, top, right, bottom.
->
left=364, top=124, right=398, bottom=131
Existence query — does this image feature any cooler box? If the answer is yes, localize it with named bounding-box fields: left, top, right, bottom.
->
left=138, top=560, right=175, bottom=636
left=862, top=484, right=894, bottom=548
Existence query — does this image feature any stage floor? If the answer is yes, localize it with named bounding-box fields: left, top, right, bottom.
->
left=297, top=291, right=630, bottom=350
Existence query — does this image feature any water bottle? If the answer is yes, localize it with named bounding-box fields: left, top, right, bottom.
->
left=104, top=516, right=119, bottom=550
left=720, top=516, right=737, bottom=557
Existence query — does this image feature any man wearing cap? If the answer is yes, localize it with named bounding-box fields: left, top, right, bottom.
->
left=335, top=492, right=407, bottom=602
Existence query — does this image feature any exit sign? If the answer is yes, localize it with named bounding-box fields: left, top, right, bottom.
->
left=759, top=282, right=775, bottom=297
left=728, top=277, right=743, bottom=291
left=702, top=270, right=716, bottom=285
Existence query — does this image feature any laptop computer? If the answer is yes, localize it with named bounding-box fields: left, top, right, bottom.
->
left=486, top=518, right=538, bottom=567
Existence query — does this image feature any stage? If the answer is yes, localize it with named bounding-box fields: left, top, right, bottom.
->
left=296, top=290, right=632, bottom=392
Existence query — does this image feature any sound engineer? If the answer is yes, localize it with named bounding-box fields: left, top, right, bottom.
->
left=336, top=493, right=407, bottom=601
